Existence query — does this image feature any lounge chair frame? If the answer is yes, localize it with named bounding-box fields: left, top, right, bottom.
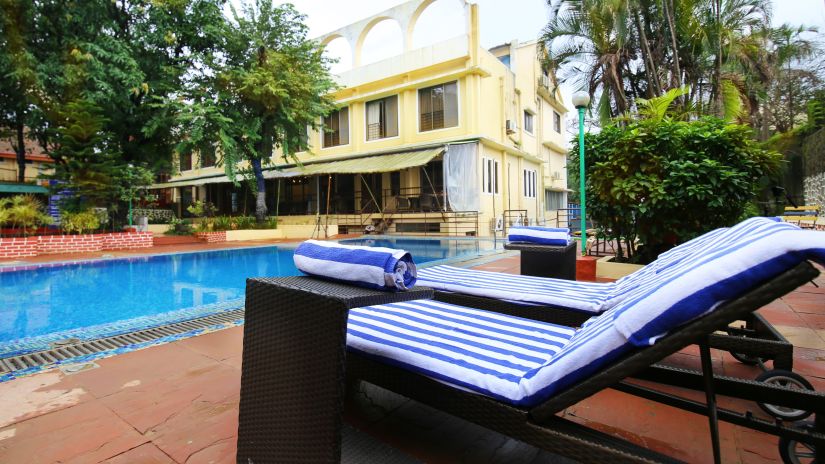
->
left=236, top=263, right=823, bottom=463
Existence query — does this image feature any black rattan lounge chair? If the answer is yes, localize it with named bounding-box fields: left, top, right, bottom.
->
left=236, top=262, right=824, bottom=464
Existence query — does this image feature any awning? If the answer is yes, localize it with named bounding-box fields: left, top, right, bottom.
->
left=263, top=147, right=444, bottom=179
left=0, top=182, right=48, bottom=194
left=148, top=147, right=444, bottom=189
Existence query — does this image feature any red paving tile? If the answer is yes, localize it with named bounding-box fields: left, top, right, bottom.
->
left=0, top=251, right=823, bottom=463
left=101, top=443, right=175, bottom=464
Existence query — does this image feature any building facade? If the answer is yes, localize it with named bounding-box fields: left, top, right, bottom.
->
left=154, top=0, right=569, bottom=236
left=0, top=138, right=52, bottom=197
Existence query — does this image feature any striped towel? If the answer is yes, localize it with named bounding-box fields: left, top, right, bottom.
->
left=507, top=226, right=571, bottom=246
left=293, top=240, right=417, bottom=291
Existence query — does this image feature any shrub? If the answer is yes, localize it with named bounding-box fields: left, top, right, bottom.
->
left=233, top=215, right=256, bottom=230
left=0, top=195, right=53, bottom=236
left=572, top=117, right=782, bottom=263
left=164, top=217, right=193, bottom=235
left=212, top=215, right=233, bottom=231
left=61, top=209, right=101, bottom=234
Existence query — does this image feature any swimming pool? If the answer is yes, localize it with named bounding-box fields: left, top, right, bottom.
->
left=0, top=237, right=498, bottom=355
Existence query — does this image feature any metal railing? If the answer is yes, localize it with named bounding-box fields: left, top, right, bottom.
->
left=334, top=210, right=479, bottom=237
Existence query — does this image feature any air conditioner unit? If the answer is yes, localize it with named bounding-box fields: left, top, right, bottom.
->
left=505, top=120, right=517, bottom=134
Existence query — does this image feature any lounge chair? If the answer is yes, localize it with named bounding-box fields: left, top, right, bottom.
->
left=418, top=218, right=800, bottom=376
left=236, top=221, right=825, bottom=463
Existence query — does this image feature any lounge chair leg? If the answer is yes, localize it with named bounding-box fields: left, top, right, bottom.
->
left=700, top=341, right=722, bottom=464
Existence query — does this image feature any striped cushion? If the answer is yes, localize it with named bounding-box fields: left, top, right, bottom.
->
left=416, top=265, right=615, bottom=314
left=507, top=226, right=572, bottom=246
left=612, top=218, right=825, bottom=346
left=346, top=299, right=630, bottom=406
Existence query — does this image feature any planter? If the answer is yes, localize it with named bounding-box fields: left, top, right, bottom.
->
left=0, top=232, right=152, bottom=258
left=596, top=255, right=644, bottom=280
left=194, top=231, right=227, bottom=243
left=225, top=229, right=284, bottom=241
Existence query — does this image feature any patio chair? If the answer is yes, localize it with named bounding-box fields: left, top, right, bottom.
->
left=417, top=218, right=802, bottom=380
left=237, top=222, right=825, bottom=463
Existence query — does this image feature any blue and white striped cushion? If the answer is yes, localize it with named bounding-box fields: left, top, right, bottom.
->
left=346, top=299, right=628, bottom=406
left=417, top=265, right=614, bottom=313
left=507, top=226, right=572, bottom=246
left=612, top=219, right=825, bottom=346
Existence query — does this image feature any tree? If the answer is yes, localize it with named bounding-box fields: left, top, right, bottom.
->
left=572, top=116, right=782, bottom=263
left=175, top=0, right=338, bottom=222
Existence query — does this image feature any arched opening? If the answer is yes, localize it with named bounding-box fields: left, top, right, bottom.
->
left=322, top=36, right=352, bottom=75
left=360, top=18, right=404, bottom=66
left=411, top=0, right=466, bottom=50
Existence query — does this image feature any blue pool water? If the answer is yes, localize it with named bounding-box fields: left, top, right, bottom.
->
left=0, top=238, right=497, bottom=353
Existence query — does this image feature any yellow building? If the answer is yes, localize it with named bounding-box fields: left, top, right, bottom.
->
left=0, top=138, right=52, bottom=196
left=155, top=0, right=569, bottom=236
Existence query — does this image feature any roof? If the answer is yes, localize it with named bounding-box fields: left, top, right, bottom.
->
left=0, top=136, right=51, bottom=163
left=0, top=182, right=49, bottom=194
left=0, top=152, right=53, bottom=163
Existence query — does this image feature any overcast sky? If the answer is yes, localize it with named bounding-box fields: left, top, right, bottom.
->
left=267, top=0, right=825, bottom=112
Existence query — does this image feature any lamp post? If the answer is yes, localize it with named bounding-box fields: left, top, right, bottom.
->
left=571, top=91, right=591, bottom=256
left=127, top=163, right=134, bottom=227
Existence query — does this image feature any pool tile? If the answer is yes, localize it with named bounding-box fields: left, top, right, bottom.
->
left=0, top=400, right=146, bottom=464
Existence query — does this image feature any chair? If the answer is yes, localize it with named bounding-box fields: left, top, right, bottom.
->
left=782, top=205, right=821, bottom=229
left=237, top=220, right=825, bottom=463
left=420, top=219, right=799, bottom=372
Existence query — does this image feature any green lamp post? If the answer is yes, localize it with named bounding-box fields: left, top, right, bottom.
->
left=127, top=163, right=134, bottom=227
left=571, top=91, right=591, bottom=256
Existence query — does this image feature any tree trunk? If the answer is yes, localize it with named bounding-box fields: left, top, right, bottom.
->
left=713, top=0, right=723, bottom=116
left=14, top=119, right=26, bottom=183
left=251, top=157, right=267, bottom=223
left=634, top=9, right=661, bottom=96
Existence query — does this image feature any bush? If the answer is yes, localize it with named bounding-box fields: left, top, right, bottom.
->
left=233, top=215, right=256, bottom=230
left=573, top=117, right=782, bottom=263
left=164, top=217, right=193, bottom=235
left=212, top=215, right=233, bottom=231
left=61, top=209, right=101, bottom=234
left=0, top=195, right=53, bottom=236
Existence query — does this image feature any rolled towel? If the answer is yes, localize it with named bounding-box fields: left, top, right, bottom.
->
left=293, top=239, right=417, bottom=291
left=508, top=226, right=572, bottom=246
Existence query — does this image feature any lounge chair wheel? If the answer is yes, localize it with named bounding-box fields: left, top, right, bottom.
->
left=778, top=421, right=818, bottom=464
left=756, top=370, right=815, bottom=421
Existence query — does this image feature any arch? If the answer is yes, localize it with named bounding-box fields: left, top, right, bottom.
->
left=356, top=17, right=405, bottom=67
left=321, top=35, right=353, bottom=74
left=409, top=0, right=467, bottom=50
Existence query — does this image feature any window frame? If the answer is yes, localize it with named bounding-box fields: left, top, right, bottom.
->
left=523, top=111, right=534, bottom=134
left=365, top=95, right=400, bottom=142
left=322, top=107, right=350, bottom=148
left=553, top=111, right=561, bottom=133
left=523, top=168, right=537, bottom=198
left=417, top=80, right=460, bottom=133
left=482, top=157, right=500, bottom=195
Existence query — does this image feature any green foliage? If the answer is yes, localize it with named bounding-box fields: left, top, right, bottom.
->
left=174, top=0, right=338, bottom=222
left=0, top=195, right=52, bottom=235
left=573, top=117, right=782, bottom=263
left=165, top=217, right=193, bottom=236
left=186, top=200, right=217, bottom=219
left=212, top=215, right=233, bottom=231
left=60, top=209, right=101, bottom=235
left=636, top=86, right=691, bottom=122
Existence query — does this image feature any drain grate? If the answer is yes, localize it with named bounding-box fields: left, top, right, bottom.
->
left=0, top=308, right=244, bottom=376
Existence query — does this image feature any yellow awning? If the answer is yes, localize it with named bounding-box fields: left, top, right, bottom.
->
left=263, top=147, right=444, bottom=179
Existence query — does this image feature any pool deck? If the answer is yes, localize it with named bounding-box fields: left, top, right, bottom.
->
left=0, top=243, right=824, bottom=463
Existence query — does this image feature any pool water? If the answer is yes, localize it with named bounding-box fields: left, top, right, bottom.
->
left=0, top=238, right=497, bottom=353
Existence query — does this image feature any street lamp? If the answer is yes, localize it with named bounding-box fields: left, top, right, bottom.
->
left=127, top=163, right=134, bottom=227
left=571, top=91, right=591, bottom=256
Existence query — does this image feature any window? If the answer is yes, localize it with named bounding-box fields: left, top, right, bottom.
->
left=553, top=111, right=561, bottom=133
left=180, top=152, right=192, bottom=171
left=419, top=81, right=458, bottom=132
left=323, top=107, right=349, bottom=147
left=546, top=190, right=566, bottom=211
left=365, top=95, right=399, bottom=141
left=498, top=54, right=510, bottom=68
left=523, top=111, right=534, bottom=134
left=523, top=169, right=537, bottom=198
left=482, top=158, right=499, bottom=194
left=200, top=146, right=216, bottom=168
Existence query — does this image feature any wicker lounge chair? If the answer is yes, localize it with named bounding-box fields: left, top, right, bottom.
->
left=237, top=219, right=825, bottom=463
left=237, top=262, right=823, bottom=463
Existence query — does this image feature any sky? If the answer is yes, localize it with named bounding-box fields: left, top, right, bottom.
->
left=269, top=0, right=825, bottom=114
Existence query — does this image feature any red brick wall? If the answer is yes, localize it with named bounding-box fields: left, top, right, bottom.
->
left=0, top=237, right=39, bottom=259
left=0, top=232, right=154, bottom=257
left=195, top=231, right=226, bottom=243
